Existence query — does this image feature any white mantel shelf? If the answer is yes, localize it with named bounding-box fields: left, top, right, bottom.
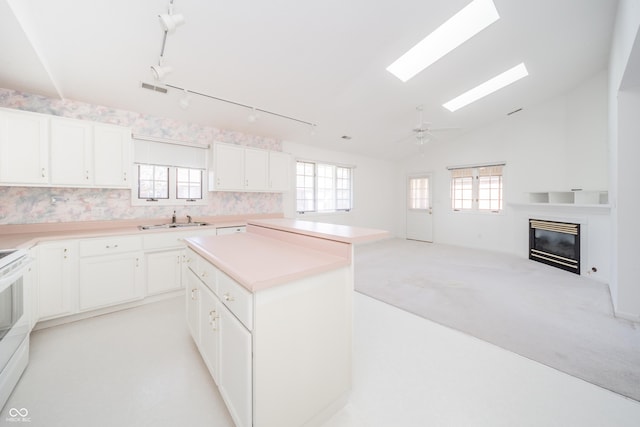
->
left=509, top=202, right=611, bottom=214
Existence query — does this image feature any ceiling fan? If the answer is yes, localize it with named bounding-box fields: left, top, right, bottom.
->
left=409, top=105, right=458, bottom=145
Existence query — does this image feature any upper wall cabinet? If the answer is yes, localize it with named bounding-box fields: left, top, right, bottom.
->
left=0, top=108, right=49, bottom=185
left=0, top=107, right=132, bottom=189
left=50, top=117, right=93, bottom=185
left=209, top=142, right=290, bottom=193
left=93, top=124, right=131, bottom=188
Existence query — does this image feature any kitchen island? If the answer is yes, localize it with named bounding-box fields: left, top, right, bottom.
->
left=183, top=219, right=388, bottom=427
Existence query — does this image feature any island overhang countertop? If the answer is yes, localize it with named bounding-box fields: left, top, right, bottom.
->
left=184, top=219, right=390, bottom=292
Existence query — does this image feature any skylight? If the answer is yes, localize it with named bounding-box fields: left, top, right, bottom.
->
left=442, top=63, right=529, bottom=112
left=386, top=0, right=500, bottom=82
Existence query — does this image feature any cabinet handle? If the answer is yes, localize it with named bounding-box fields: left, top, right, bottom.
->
left=123, top=171, right=127, bottom=181
left=105, top=244, right=119, bottom=249
left=191, top=288, right=198, bottom=300
left=201, top=271, right=207, bottom=278
left=177, top=255, right=181, bottom=264
left=209, top=310, right=218, bottom=330
left=223, top=293, right=234, bottom=302
left=41, top=167, right=46, bottom=178
left=136, top=257, right=139, bottom=267
left=85, top=170, right=90, bottom=180
left=63, top=248, right=68, bottom=259
left=216, top=178, right=220, bottom=186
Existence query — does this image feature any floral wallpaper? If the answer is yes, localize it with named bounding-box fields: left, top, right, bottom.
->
left=0, top=88, right=283, bottom=224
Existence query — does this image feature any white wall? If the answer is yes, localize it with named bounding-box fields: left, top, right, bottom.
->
left=608, top=0, right=640, bottom=321
left=399, top=71, right=610, bottom=279
left=281, top=141, right=401, bottom=236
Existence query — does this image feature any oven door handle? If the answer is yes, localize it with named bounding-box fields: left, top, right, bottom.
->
left=0, top=260, right=31, bottom=293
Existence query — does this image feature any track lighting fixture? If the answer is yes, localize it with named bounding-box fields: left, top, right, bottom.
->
left=248, top=107, right=259, bottom=123
left=159, top=12, right=185, bottom=34
left=179, top=89, right=191, bottom=109
left=151, top=64, right=172, bottom=81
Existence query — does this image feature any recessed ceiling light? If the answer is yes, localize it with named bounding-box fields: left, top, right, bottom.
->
left=341, top=135, right=352, bottom=140
left=386, top=0, right=500, bottom=82
left=443, top=63, right=529, bottom=112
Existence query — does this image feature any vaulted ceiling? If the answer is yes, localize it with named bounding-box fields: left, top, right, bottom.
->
left=0, top=0, right=618, bottom=159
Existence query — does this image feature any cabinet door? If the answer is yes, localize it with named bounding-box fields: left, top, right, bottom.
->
left=244, top=147, right=268, bottom=191
left=37, top=241, right=78, bottom=320
left=93, top=124, right=131, bottom=188
left=146, top=249, right=182, bottom=295
left=199, top=283, right=220, bottom=384
left=186, top=269, right=201, bottom=342
left=219, top=305, right=252, bottom=427
left=79, top=252, right=143, bottom=311
left=50, top=117, right=92, bottom=185
left=213, top=143, right=244, bottom=190
left=268, top=151, right=291, bottom=191
left=0, top=108, right=49, bottom=184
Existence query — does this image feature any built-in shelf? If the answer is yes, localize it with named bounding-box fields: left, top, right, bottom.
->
left=527, top=190, right=608, bottom=205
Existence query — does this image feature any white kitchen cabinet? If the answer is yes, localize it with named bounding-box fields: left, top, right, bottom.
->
left=186, top=269, right=201, bottom=341
left=145, top=249, right=182, bottom=295
left=78, top=236, right=143, bottom=311
left=0, top=108, right=131, bottom=188
left=0, top=107, right=49, bottom=185
left=210, top=142, right=289, bottom=193
left=50, top=116, right=93, bottom=185
left=212, top=143, right=245, bottom=190
left=79, top=252, right=143, bottom=311
left=25, top=249, right=38, bottom=331
left=219, top=303, right=252, bottom=427
left=93, top=123, right=131, bottom=188
left=37, top=240, right=79, bottom=320
left=268, top=150, right=291, bottom=192
left=199, top=281, right=221, bottom=384
left=244, top=147, right=268, bottom=191
left=215, top=225, right=246, bottom=235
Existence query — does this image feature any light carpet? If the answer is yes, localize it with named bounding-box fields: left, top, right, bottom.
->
left=354, top=238, right=640, bottom=402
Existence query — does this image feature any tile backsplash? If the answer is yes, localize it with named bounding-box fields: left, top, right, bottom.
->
left=0, top=88, right=283, bottom=224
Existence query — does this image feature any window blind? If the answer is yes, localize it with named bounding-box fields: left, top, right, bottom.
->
left=133, top=138, right=207, bottom=169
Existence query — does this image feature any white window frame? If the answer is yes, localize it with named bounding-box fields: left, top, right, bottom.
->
left=408, top=176, right=430, bottom=210
left=296, top=160, right=353, bottom=214
left=449, top=163, right=504, bottom=213
left=132, top=163, right=208, bottom=207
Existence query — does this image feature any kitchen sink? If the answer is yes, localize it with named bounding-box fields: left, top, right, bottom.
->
left=138, top=222, right=210, bottom=230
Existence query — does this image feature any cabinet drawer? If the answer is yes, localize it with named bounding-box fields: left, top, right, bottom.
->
left=218, top=271, right=253, bottom=330
left=143, top=229, right=217, bottom=250
left=216, top=226, right=246, bottom=235
left=143, top=232, right=187, bottom=250
left=79, top=235, right=142, bottom=257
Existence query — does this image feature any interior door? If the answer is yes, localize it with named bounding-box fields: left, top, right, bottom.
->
left=406, top=175, right=433, bottom=242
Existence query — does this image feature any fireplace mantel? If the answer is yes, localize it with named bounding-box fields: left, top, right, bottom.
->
left=509, top=202, right=611, bottom=215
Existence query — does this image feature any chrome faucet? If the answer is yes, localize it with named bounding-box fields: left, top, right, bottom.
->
left=171, top=210, right=177, bottom=224
left=187, top=215, right=192, bottom=224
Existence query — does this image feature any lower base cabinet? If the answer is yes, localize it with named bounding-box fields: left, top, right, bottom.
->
left=219, top=304, right=252, bottom=427
left=79, top=252, right=143, bottom=311
left=186, top=249, right=352, bottom=427
left=146, top=249, right=182, bottom=295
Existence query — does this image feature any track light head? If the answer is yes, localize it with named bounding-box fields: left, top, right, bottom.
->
left=179, top=90, right=190, bottom=110
left=159, top=13, right=185, bottom=34
left=248, top=107, right=259, bottom=123
left=151, top=64, right=172, bottom=81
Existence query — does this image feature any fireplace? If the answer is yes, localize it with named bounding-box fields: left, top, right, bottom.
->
left=529, top=219, right=580, bottom=274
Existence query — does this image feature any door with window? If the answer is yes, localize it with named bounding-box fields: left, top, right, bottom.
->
left=406, top=175, right=433, bottom=242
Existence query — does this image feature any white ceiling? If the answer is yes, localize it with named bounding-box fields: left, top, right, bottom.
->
left=0, top=0, right=618, bottom=159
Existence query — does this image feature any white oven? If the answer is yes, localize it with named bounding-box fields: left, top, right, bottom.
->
left=0, top=249, right=30, bottom=411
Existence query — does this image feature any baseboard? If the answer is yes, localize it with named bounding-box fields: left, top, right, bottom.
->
left=33, top=290, right=185, bottom=331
